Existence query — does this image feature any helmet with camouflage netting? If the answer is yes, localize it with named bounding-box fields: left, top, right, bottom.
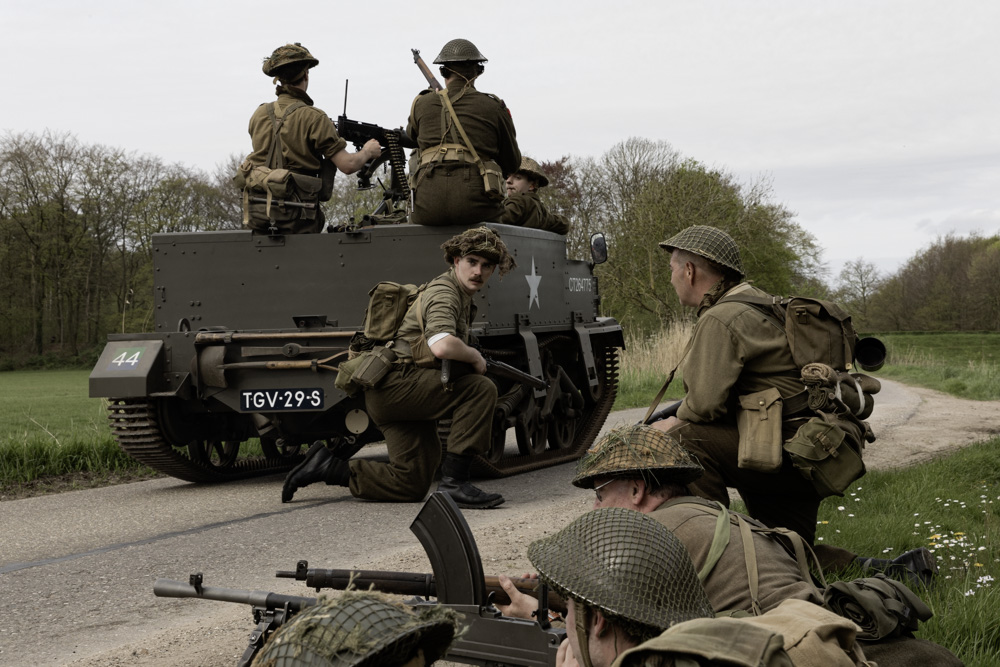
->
left=433, top=38, right=488, bottom=64
left=251, top=591, right=459, bottom=667
left=440, top=226, right=516, bottom=277
left=659, top=225, right=745, bottom=278
left=515, top=157, right=549, bottom=188
left=262, top=43, right=319, bottom=81
left=572, top=423, right=703, bottom=489
left=527, top=507, right=714, bottom=641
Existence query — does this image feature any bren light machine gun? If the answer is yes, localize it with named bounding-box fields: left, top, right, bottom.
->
left=154, top=492, right=565, bottom=666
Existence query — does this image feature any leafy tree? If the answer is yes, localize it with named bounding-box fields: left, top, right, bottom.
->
left=558, top=138, right=823, bottom=332
left=835, top=259, right=882, bottom=329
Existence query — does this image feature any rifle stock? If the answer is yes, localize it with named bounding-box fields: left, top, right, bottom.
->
left=441, top=356, right=548, bottom=390
left=412, top=48, right=444, bottom=91
left=644, top=400, right=682, bottom=425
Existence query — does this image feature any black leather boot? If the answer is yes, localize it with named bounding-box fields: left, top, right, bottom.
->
left=282, top=442, right=343, bottom=503
left=438, top=454, right=504, bottom=509
left=857, top=547, right=938, bottom=588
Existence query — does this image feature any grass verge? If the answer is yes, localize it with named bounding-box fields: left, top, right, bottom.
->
left=814, top=439, right=1000, bottom=666
left=876, top=332, right=1000, bottom=401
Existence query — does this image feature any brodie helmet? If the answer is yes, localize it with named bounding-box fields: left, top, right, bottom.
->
left=572, top=423, right=703, bottom=489
left=514, top=157, right=549, bottom=188
left=659, top=225, right=745, bottom=279
left=433, top=38, right=488, bottom=64
left=262, top=42, right=319, bottom=81
left=440, top=226, right=516, bottom=277
left=252, top=591, right=460, bottom=667
left=528, top=508, right=714, bottom=658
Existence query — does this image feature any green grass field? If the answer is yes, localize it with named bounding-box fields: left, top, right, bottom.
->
left=876, top=332, right=1000, bottom=401
left=0, top=370, right=139, bottom=486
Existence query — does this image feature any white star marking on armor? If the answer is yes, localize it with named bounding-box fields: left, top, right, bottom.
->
left=525, top=258, right=542, bottom=309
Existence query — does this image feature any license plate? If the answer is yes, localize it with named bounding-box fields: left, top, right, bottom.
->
left=240, top=388, right=324, bottom=412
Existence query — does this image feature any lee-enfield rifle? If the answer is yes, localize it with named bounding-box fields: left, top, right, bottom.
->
left=441, top=356, right=549, bottom=391
left=412, top=48, right=444, bottom=91
left=154, top=492, right=565, bottom=666
left=336, top=79, right=416, bottom=212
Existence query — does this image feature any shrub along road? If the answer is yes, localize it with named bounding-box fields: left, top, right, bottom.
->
left=1, top=380, right=997, bottom=666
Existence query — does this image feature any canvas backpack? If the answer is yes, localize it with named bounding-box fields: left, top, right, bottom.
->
left=717, top=294, right=859, bottom=372
left=334, top=281, right=434, bottom=395
left=717, top=293, right=877, bottom=498
left=234, top=101, right=325, bottom=234
left=612, top=600, right=871, bottom=667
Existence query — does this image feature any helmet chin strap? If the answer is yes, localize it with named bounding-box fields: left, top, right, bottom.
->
left=574, top=599, right=596, bottom=667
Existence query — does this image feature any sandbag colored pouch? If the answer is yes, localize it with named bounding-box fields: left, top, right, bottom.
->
left=783, top=414, right=865, bottom=498
left=737, top=387, right=784, bottom=472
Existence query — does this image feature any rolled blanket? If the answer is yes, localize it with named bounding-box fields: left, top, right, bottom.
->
left=823, top=574, right=932, bottom=641
left=801, top=362, right=837, bottom=387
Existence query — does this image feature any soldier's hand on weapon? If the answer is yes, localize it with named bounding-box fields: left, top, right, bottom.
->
left=495, top=574, right=538, bottom=620
left=470, top=348, right=487, bottom=375
left=361, top=138, right=381, bottom=161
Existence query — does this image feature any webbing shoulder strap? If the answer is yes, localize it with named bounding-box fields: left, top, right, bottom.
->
left=698, top=501, right=732, bottom=581
left=264, top=100, right=306, bottom=169
left=642, top=333, right=695, bottom=424
left=437, top=89, right=488, bottom=178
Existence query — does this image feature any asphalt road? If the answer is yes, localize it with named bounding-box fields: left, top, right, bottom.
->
left=0, top=384, right=929, bottom=666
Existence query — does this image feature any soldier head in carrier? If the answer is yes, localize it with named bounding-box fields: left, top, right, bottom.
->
left=527, top=508, right=714, bottom=667
left=433, top=37, right=488, bottom=85
left=505, top=157, right=549, bottom=196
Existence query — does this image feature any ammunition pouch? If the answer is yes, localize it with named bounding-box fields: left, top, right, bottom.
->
left=783, top=412, right=866, bottom=498
left=737, top=387, right=784, bottom=472
left=335, top=345, right=397, bottom=395
left=236, top=160, right=324, bottom=234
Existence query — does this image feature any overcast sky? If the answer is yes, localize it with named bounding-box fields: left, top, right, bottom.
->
left=5, top=0, right=998, bottom=280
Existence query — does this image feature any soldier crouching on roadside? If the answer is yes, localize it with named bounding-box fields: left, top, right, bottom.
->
left=282, top=227, right=515, bottom=509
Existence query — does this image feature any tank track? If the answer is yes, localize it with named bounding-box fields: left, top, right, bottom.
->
left=471, top=341, right=620, bottom=478
left=106, top=399, right=303, bottom=483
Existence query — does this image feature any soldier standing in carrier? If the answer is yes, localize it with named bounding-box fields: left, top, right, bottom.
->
left=406, top=39, right=521, bottom=227
left=240, top=43, right=381, bottom=233
left=501, top=157, right=571, bottom=234
left=282, top=227, right=515, bottom=509
left=651, top=225, right=936, bottom=581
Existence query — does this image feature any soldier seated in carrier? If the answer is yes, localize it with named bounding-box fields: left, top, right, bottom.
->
left=406, top=38, right=521, bottom=227
left=501, top=157, right=570, bottom=234
left=236, top=42, right=381, bottom=234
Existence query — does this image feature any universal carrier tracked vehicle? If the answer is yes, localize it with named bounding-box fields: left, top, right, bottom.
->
left=89, top=223, right=623, bottom=482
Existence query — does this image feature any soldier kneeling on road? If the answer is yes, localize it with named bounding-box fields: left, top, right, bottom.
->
left=282, top=226, right=515, bottom=509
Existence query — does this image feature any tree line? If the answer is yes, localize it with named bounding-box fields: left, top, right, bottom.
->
left=0, top=130, right=995, bottom=370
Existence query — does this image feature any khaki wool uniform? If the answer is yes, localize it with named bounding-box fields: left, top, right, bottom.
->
left=349, top=269, right=497, bottom=502
left=246, top=88, right=347, bottom=233
left=501, top=191, right=570, bottom=234
left=671, top=282, right=830, bottom=546
left=406, top=79, right=520, bottom=226
left=650, top=497, right=823, bottom=615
